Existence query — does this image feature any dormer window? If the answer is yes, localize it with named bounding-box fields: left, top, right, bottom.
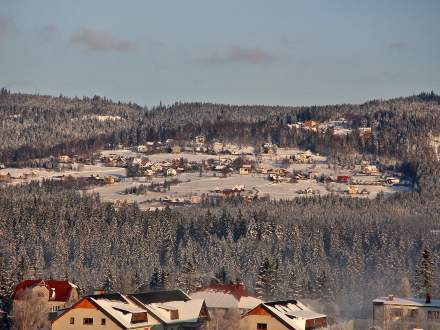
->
left=131, top=312, right=148, bottom=324
left=170, top=309, right=179, bottom=320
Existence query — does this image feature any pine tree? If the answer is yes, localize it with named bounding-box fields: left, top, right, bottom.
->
left=159, top=269, right=170, bottom=290
left=177, top=261, right=200, bottom=293
left=132, top=271, right=142, bottom=292
left=215, top=267, right=228, bottom=284
left=0, top=256, right=14, bottom=298
left=255, top=258, right=277, bottom=300
left=149, top=268, right=161, bottom=291
left=102, top=271, right=115, bottom=292
left=314, top=270, right=333, bottom=302
left=414, top=248, right=435, bottom=297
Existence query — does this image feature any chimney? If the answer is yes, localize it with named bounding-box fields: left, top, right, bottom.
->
left=388, top=295, right=394, bottom=301
left=426, top=293, right=431, bottom=304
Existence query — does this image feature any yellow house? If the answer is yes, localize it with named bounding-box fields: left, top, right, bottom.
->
left=58, top=155, right=71, bottom=163
left=241, top=300, right=326, bottom=330
left=348, top=185, right=359, bottom=195
left=240, top=165, right=252, bottom=175
left=52, top=294, right=158, bottom=330
left=52, top=291, right=209, bottom=330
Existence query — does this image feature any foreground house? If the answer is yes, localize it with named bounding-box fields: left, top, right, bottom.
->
left=241, top=300, right=327, bottom=330
left=12, top=279, right=79, bottom=313
left=373, top=294, right=440, bottom=329
left=191, top=282, right=262, bottom=315
left=52, top=290, right=209, bottom=329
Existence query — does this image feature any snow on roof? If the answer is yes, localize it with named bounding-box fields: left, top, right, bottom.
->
left=191, top=290, right=238, bottom=309
left=91, top=295, right=151, bottom=329
left=249, top=300, right=326, bottom=330
left=191, top=283, right=261, bottom=310
left=373, top=296, right=440, bottom=307
left=147, top=299, right=204, bottom=324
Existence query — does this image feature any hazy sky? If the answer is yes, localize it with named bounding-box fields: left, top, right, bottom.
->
left=1, top=0, right=439, bottom=106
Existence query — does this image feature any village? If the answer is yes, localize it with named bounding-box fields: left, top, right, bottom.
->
left=7, top=276, right=440, bottom=330
left=0, top=135, right=412, bottom=211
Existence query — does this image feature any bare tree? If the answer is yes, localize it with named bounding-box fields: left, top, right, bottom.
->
left=11, top=289, right=49, bottom=330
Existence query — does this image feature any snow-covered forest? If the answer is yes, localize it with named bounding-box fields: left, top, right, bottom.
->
left=1, top=177, right=440, bottom=320
left=1, top=90, right=440, bottom=322
left=1, top=89, right=440, bottom=165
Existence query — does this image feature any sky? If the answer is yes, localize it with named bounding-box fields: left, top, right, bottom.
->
left=0, top=0, right=439, bottom=106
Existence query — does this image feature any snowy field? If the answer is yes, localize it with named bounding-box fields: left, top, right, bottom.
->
left=0, top=164, right=126, bottom=181
left=0, top=147, right=411, bottom=210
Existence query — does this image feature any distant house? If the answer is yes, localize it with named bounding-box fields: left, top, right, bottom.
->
left=304, top=120, right=318, bottom=128
left=166, top=168, right=177, bottom=176
left=373, top=295, right=440, bottom=330
left=336, top=175, right=351, bottom=184
left=104, top=176, right=116, bottom=184
left=358, top=127, right=372, bottom=137
left=52, top=290, right=209, bottom=330
left=12, top=279, right=79, bottom=314
left=195, top=135, right=206, bottom=145
left=241, top=300, right=327, bottom=330
left=362, top=164, right=379, bottom=175
left=240, top=165, right=252, bottom=175
left=57, top=155, right=71, bottom=163
left=191, top=282, right=262, bottom=315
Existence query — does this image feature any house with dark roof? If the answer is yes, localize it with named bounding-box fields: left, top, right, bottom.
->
left=51, top=290, right=209, bottom=330
left=12, top=279, right=79, bottom=314
left=241, top=300, right=327, bottom=330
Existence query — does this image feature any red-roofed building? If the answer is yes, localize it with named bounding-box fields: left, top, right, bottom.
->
left=191, top=282, right=262, bottom=314
left=12, top=279, right=79, bottom=313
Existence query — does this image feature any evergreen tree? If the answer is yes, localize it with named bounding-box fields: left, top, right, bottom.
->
left=414, top=248, right=435, bottom=298
left=314, top=270, right=333, bottom=302
left=102, top=271, right=115, bottom=292
left=215, top=267, right=228, bottom=284
left=255, top=258, right=277, bottom=300
left=159, top=269, right=170, bottom=290
left=177, top=261, right=200, bottom=293
left=149, top=267, right=161, bottom=291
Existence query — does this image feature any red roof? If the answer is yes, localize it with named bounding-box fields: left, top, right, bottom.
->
left=12, top=279, right=76, bottom=302
left=196, top=282, right=255, bottom=301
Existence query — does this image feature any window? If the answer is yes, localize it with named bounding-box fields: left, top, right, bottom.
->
left=257, top=323, right=267, bottom=330
left=101, top=318, right=106, bottom=325
left=170, top=309, right=179, bottom=320
left=69, top=317, right=75, bottom=324
left=83, top=318, right=93, bottom=325
left=410, top=309, right=418, bottom=319
left=390, top=308, right=403, bottom=318
left=428, top=311, right=440, bottom=320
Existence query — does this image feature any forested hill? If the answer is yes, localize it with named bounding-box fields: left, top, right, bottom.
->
left=1, top=89, right=440, bottom=164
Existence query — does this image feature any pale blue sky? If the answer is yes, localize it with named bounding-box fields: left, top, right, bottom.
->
left=1, top=0, right=439, bottom=106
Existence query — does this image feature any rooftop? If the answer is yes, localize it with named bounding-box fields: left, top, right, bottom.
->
left=373, top=296, right=440, bottom=307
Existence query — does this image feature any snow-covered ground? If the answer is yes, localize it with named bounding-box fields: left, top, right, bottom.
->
left=0, top=147, right=411, bottom=210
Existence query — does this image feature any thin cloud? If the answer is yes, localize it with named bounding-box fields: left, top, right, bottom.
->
left=390, top=41, right=407, bottom=49
left=0, top=16, right=15, bottom=39
left=70, top=28, right=135, bottom=52
left=203, top=46, right=275, bottom=64
left=39, top=24, right=57, bottom=43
